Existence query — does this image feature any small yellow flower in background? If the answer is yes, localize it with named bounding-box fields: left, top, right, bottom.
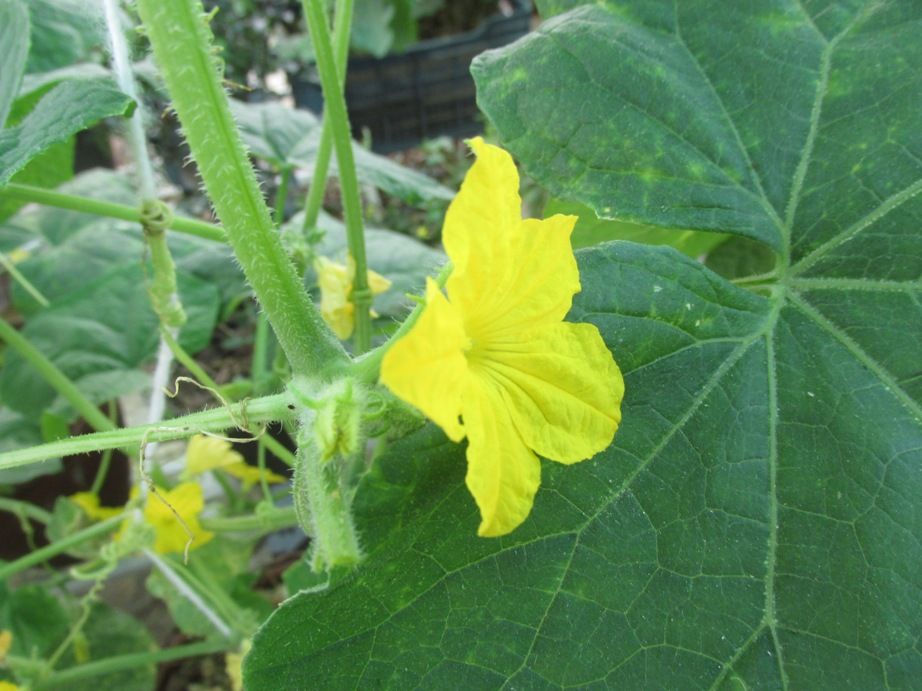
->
left=0, top=681, right=19, bottom=691
left=70, top=492, right=123, bottom=521
left=183, top=435, right=286, bottom=490
left=381, top=137, right=624, bottom=537
left=0, top=629, right=12, bottom=660
left=144, top=482, right=214, bottom=555
left=315, top=255, right=392, bottom=340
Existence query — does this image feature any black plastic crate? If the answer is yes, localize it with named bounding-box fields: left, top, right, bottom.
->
left=291, top=1, right=532, bottom=153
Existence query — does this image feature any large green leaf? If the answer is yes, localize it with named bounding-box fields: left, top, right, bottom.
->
left=246, top=1, right=922, bottom=688
left=0, top=78, right=133, bottom=185
left=1, top=264, right=219, bottom=420
left=229, top=99, right=454, bottom=204
left=25, top=0, right=103, bottom=74
left=0, top=0, right=29, bottom=128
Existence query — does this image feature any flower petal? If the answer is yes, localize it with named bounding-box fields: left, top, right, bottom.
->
left=463, top=375, right=542, bottom=537
left=316, top=256, right=355, bottom=339
left=480, top=322, right=624, bottom=463
left=146, top=482, right=213, bottom=555
left=380, top=278, right=469, bottom=442
left=443, top=136, right=521, bottom=279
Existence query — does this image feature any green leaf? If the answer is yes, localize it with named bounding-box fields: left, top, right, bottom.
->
left=545, top=197, right=727, bottom=255
left=25, top=0, right=103, bottom=74
left=0, top=409, right=60, bottom=484
left=0, top=582, right=70, bottom=659
left=1, top=264, right=219, bottom=420
left=351, top=0, right=396, bottom=57
left=59, top=603, right=156, bottom=691
left=247, top=2, right=922, bottom=687
left=0, top=0, right=29, bottom=128
left=229, top=99, right=454, bottom=204
left=0, top=78, right=134, bottom=186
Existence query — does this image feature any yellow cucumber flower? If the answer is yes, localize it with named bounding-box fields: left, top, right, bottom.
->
left=0, top=682, right=19, bottom=691
left=70, top=492, right=123, bottom=521
left=315, top=255, right=392, bottom=340
left=144, top=482, right=214, bottom=555
left=0, top=629, right=11, bottom=660
left=183, top=435, right=286, bottom=490
left=381, top=137, right=624, bottom=537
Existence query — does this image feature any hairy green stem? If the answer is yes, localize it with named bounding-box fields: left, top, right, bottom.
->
left=0, top=393, right=294, bottom=471
left=293, top=421, right=362, bottom=570
left=143, top=201, right=187, bottom=329
left=300, top=0, right=353, bottom=235
left=0, top=514, right=124, bottom=581
left=0, top=317, right=115, bottom=433
left=302, top=0, right=371, bottom=354
left=0, top=183, right=225, bottom=242
left=135, top=0, right=347, bottom=376
left=32, top=639, right=234, bottom=689
left=262, top=432, right=296, bottom=467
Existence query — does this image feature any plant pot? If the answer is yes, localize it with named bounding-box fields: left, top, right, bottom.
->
left=290, top=0, right=532, bottom=153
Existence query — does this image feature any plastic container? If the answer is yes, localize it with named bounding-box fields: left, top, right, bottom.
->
left=291, top=1, right=532, bottom=153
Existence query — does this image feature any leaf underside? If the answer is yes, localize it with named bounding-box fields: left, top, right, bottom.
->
left=246, top=1, right=922, bottom=688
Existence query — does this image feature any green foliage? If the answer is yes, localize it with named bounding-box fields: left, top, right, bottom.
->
left=545, top=197, right=726, bottom=255
left=230, top=98, right=454, bottom=204
left=245, top=1, right=922, bottom=687
left=0, top=0, right=29, bottom=128
left=0, top=79, right=133, bottom=186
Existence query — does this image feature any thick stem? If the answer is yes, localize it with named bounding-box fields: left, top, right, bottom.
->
left=293, top=421, right=361, bottom=570
left=302, top=0, right=371, bottom=354
left=0, top=183, right=225, bottom=242
left=135, top=0, right=347, bottom=376
left=0, top=393, right=294, bottom=471
left=300, top=0, right=353, bottom=235
left=0, top=317, right=114, bottom=433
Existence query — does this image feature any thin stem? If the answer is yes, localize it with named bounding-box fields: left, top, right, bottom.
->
left=0, top=514, right=124, bottom=581
left=0, top=183, right=225, bottom=242
left=274, top=167, right=293, bottom=226
left=0, top=496, right=53, bottom=524
left=0, top=393, right=295, bottom=471
left=0, top=249, right=49, bottom=306
left=262, top=431, right=296, bottom=467
left=256, top=438, right=273, bottom=503
left=301, top=0, right=354, bottom=235
left=0, top=317, right=115, bottom=434
left=103, top=0, right=157, bottom=199
left=90, top=402, right=119, bottom=495
left=302, top=0, right=371, bottom=354
left=251, top=311, right=270, bottom=394
left=161, top=327, right=219, bottom=391
left=135, top=0, right=348, bottom=377
left=33, top=639, right=234, bottom=689
left=351, top=261, right=452, bottom=382
left=201, top=505, right=298, bottom=533
left=149, top=550, right=234, bottom=638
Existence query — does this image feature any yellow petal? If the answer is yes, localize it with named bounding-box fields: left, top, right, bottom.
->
left=145, top=482, right=213, bottom=555
left=0, top=629, right=12, bottom=659
left=223, top=462, right=287, bottom=491
left=316, top=256, right=356, bottom=339
left=368, top=268, right=392, bottom=296
left=70, top=492, right=123, bottom=521
left=477, top=322, right=624, bottom=463
left=0, top=682, right=19, bottom=691
left=380, top=278, right=468, bottom=442
left=462, top=375, right=541, bottom=537
left=184, top=435, right=245, bottom=477
left=443, top=137, right=521, bottom=277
